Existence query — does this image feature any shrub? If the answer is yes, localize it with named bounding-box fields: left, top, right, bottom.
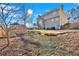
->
left=42, top=40, right=56, bottom=51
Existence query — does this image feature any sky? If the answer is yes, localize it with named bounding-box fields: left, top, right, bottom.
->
left=18, top=3, right=77, bottom=24
left=0, top=3, right=78, bottom=27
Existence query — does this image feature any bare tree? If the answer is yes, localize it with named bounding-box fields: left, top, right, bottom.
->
left=20, top=4, right=33, bottom=27
left=0, top=3, right=20, bottom=51
left=20, top=5, right=28, bottom=27
left=38, top=15, right=46, bottom=29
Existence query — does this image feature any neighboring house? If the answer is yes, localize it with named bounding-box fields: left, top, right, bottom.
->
left=9, top=23, right=27, bottom=31
left=37, top=5, right=68, bottom=29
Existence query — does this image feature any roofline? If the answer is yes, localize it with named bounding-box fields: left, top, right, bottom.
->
left=40, top=9, right=59, bottom=18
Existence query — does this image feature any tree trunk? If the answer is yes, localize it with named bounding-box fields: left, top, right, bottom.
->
left=24, top=19, right=26, bottom=28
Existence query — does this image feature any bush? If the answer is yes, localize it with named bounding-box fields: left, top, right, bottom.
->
left=42, top=40, right=56, bottom=51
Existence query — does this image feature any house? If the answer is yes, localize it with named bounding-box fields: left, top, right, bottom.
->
left=37, top=5, right=68, bottom=29
left=9, top=23, right=27, bottom=32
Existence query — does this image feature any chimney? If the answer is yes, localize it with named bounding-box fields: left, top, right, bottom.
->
left=61, top=4, right=64, bottom=10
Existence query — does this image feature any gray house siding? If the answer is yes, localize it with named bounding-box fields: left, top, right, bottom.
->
left=44, top=17, right=60, bottom=29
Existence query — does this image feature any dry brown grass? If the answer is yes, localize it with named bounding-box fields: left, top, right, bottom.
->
left=0, top=30, right=79, bottom=55
left=0, top=28, right=6, bottom=37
